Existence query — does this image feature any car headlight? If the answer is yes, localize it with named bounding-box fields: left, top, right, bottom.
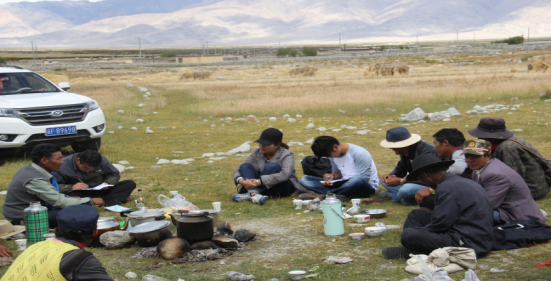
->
left=0, top=108, right=15, bottom=117
left=86, top=100, right=100, bottom=111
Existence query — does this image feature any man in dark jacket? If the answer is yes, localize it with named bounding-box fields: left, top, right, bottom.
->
left=468, top=117, right=550, bottom=199
left=379, top=127, right=439, bottom=205
left=383, top=154, right=495, bottom=259
left=53, top=150, right=136, bottom=207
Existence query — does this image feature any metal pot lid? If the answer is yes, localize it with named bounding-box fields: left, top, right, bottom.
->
left=127, top=208, right=165, bottom=219
left=129, top=221, right=170, bottom=234
left=322, top=193, right=341, bottom=204
left=182, top=211, right=210, bottom=217
left=190, top=209, right=219, bottom=215
left=97, top=217, right=116, bottom=223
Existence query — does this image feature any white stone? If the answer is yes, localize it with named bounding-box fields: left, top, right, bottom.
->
left=364, top=109, right=371, bottom=111
left=143, top=95, right=148, bottom=98
left=288, top=141, right=304, bottom=146
left=225, top=117, right=232, bottom=121
left=282, top=114, right=290, bottom=118
left=126, top=83, right=133, bottom=88
left=125, top=272, right=137, bottom=279
left=338, top=110, right=346, bottom=113
left=217, top=76, right=223, bottom=80
left=137, top=87, right=148, bottom=92
left=286, top=118, right=297, bottom=123
left=354, top=130, right=369, bottom=135
left=118, top=160, right=130, bottom=165
left=210, top=124, right=216, bottom=127
left=442, top=118, right=451, bottom=122
left=511, top=97, right=519, bottom=101
left=202, top=153, right=215, bottom=157
left=448, top=107, right=461, bottom=116
left=296, top=114, right=302, bottom=118
left=317, top=127, right=327, bottom=131
left=131, top=127, right=138, bottom=131
left=305, top=138, right=314, bottom=144
left=332, top=129, right=341, bottom=132
left=404, top=107, right=426, bottom=122
left=145, top=127, right=154, bottom=134
left=171, top=160, right=189, bottom=165
left=157, top=159, right=170, bottom=164
left=298, top=153, right=305, bottom=157
left=136, top=104, right=144, bottom=108
left=107, top=131, right=115, bottom=134
left=267, top=73, right=273, bottom=77
left=227, top=142, right=251, bottom=154
left=210, top=157, right=227, bottom=161
left=269, top=117, right=277, bottom=121
left=118, top=110, right=124, bottom=114
left=117, top=126, right=124, bottom=129
left=417, top=120, right=426, bottom=123
left=112, top=164, right=125, bottom=173
left=145, top=92, right=151, bottom=96
left=136, top=119, right=144, bottom=123
left=401, top=124, right=410, bottom=126
left=207, top=160, right=214, bottom=164
left=305, top=123, right=315, bottom=129
left=511, top=129, right=523, bottom=132
left=346, top=126, right=357, bottom=129
left=183, top=158, right=195, bottom=162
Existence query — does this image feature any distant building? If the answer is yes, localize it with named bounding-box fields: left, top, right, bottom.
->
left=174, top=55, right=223, bottom=63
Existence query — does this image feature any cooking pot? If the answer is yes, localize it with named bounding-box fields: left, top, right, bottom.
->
left=189, top=209, right=219, bottom=227
left=169, top=211, right=213, bottom=243
left=120, top=208, right=166, bottom=227
left=92, top=217, right=123, bottom=247
left=129, top=221, right=173, bottom=247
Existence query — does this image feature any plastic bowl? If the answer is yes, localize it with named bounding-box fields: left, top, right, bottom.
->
left=301, top=200, right=312, bottom=206
left=349, top=233, right=365, bottom=240
left=289, top=270, right=306, bottom=280
left=359, top=209, right=388, bottom=218
left=365, top=226, right=386, bottom=237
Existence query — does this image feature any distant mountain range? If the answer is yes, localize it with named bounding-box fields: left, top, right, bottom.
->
left=0, top=0, right=549, bottom=47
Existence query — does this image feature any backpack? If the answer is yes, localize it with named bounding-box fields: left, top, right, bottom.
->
left=301, top=156, right=331, bottom=178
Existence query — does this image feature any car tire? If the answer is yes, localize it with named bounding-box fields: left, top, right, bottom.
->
left=71, top=138, right=101, bottom=152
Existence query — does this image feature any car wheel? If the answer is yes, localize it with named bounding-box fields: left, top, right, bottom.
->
left=71, top=138, right=101, bottom=152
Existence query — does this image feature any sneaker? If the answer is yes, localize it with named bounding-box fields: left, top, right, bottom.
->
left=382, top=246, right=414, bottom=259
left=232, top=193, right=251, bottom=202
left=379, top=190, right=392, bottom=199
left=251, top=194, right=269, bottom=205
left=298, top=193, right=325, bottom=200
left=400, top=198, right=417, bottom=206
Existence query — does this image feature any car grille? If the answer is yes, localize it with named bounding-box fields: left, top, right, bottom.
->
left=25, top=129, right=90, bottom=144
left=15, top=104, right=88, bottom=126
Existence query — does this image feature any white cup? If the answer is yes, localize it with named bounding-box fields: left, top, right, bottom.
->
left=293, top=199, right=303, bottom=209
left=212, top=202, right=221, bottom=212
left=169, top=191, right=179, bottom=198
left=351, top=198, right=361, bottom=208
left=353, top=214, right=371, bottom=223
left=15, top=239, right=27, bottom=251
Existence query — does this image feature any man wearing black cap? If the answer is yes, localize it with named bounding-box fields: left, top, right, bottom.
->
left=232, top=128, right=307, bottom=205
left=469, top=117, right=550, bottom=199
left=379, top=127, right=439, bottom=206
left=2, top=205, right=113, bottom=280
left=382, top=154, right=495, bottom=259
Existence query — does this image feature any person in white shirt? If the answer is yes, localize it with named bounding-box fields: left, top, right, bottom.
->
left=299, top=136, right=378, bottom=202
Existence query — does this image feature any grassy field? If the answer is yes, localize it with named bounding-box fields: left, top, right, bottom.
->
left=1, top=50, right=551, bottom=280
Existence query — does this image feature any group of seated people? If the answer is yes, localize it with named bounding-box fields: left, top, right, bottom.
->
left=232, top=117, right=549, bottom=258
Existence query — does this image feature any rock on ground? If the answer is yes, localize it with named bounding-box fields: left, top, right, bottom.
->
left=173, top=248, right=228, bottom=263
left=158, top=238, right=190, bottom=260
left=324, top=256, right=353, bottom=264
left=282, top=114, right=290, bottom=118
left=0, top=257, right=13, bottom=267
left=112, top=164, right=125, bottom=173
left=405, top=107, right=426, bottom=122
left=190, top=241, right=215, bottom=250
left=286, top=118, right=297, bottom=123
left=269, top=117, right=277, bottom=121
left=305, top=123, right=315, bottom=129
left=125, top=272, right=137, bottom=279
left=428, top=112, right=445, bottom=121
left=212, top=236, right=239, bottom=249
left=447, top=107, right=461, bottom=116
left=227, top=142, right=251, bottom=154
left=157, top=159, right=170, bottom=164
left=131, top=247, right=159, bottom=258
left=234, top=229, right=256, bottom=242
left=100, top=230, right=135, bottom=249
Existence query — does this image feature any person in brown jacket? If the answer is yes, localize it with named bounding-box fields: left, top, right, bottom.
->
left=468, top=117, right=550, bottom=199
left=464, top=140, right=545, bottom=225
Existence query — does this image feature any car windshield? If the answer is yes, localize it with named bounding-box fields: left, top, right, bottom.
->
left=0, top=72, right=59, bottom=95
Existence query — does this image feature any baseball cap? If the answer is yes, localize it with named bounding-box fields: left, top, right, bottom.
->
left=462, top=139, right=491, bottom=156
left=255, top=128, right=283, bottom=146
left=56, top=205, right=99, bottom=236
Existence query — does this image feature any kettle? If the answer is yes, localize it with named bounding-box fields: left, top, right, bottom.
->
left=321, top=193, right=345, bottom=237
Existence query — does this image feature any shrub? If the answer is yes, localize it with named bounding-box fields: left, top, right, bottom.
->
left=276, top=47, right=298, bottom=57
left=0, top=57, right=6, bottom=64
left=492, top=36, right=524, bottom=45
left=540, top=90, right=551, bottom=101
left=302, top=47, right=317, bottom=56
left=160, top=50, right=178, bottom=57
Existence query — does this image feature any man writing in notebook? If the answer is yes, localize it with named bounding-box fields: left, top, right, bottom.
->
left=53, top=150, right=136, bottom=207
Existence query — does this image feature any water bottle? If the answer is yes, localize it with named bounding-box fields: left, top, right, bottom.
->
left=321, top=193, right=345, bottom=237
left=23, top=201, right=49, bottom=244
left=136, top=189, right=145, bottom=208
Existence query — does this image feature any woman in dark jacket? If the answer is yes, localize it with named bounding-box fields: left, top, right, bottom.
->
left=232, top=128, right=307, bottom=205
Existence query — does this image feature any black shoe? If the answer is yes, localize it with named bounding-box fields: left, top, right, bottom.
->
left=382, top=247, right=414, bottom=259
left=400, top=198, right=418, bottom=206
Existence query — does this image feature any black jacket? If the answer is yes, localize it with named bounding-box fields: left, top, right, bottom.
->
left=390, top=140, right=438, bottom=185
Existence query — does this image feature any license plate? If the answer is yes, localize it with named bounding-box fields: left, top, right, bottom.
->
left=46, top=126, right=77, bottom=136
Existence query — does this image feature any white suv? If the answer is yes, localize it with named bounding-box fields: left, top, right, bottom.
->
left=0, top=66, right=105, bottom=152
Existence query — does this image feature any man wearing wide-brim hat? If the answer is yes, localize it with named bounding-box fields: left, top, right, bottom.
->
left=379, top=127, right=439, bottom=206
left=468, top=117, right=549, bottom=199
left=382, top=154, right=495, bottom=259
left=0, top=220, right=25, bottom=258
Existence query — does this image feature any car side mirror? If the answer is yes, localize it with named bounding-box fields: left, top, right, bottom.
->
left=58, top=82, right=71, bottom=91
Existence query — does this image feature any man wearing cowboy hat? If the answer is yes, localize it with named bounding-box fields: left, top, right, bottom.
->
left=382, top=154, right=495, bottom=259
left=464, top=140, right=545, bottom=225
left=379, top=127, right=439, bottom=205
left=468, top=117, right=549, bottom=199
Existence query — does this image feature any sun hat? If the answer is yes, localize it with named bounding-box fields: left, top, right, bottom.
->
left=468, top=117, right=514, bottom=139
left=406, top=154, right=455, bottom=181
left=461, top=139, right=491, bottom=156
left=0, top=220, right=25, bottom=239
left=255, top=128, right=283, bottom=146
left=380, top=127, right=422, bottom=148
left=56, top=205, right=99, bottom=236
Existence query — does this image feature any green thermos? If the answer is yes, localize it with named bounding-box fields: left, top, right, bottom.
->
left=23, top=201, right=49, bottom=244
left=321, top=193, right=345, bottom=237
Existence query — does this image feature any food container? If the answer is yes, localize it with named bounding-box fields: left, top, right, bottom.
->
left=289, top=270, right=306, bottom=280
left=359, top=209, right=388, bottom=218
left=120, top=208, right=166, bottom=227
left=349, top=233, right=365, bottom=240
left=365, top=226, right=386, bottom=237
left=169, top=211, right=214, bottom=244
left=353, top=214, right=370, bottom=223
left=129, top=221, right=173, bottom=247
